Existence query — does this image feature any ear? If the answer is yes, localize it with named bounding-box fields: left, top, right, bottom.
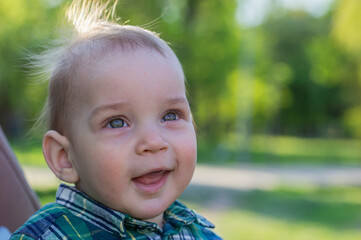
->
left=43, top=130, right=79, bottom=183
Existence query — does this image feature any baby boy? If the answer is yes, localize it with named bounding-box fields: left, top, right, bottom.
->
left=10, top=1, right=221, bottom=239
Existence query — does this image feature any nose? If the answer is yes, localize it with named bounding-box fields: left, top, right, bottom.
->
left=135, top=128, right=169, bottom=155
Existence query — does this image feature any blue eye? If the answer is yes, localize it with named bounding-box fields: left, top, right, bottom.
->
left=107, top=119, right=127, bottom=128
left=162, top=112, right=178, bottom=122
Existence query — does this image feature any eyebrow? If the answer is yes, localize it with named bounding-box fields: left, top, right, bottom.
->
left=90, top=102, right=130, bottom=119
left=166, top=97, right=189, bottom=106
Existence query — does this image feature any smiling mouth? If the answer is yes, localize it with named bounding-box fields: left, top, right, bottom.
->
left=132, top=170, right=170, bottom=194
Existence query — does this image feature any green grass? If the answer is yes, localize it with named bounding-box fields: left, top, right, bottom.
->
left=204, top=209, right=361, bottom=240
left=34, top=186, right=361, bottom=240
left=35, top=188, right=57, bottom=206
left=11, top=139, right=46, bottom=166
left=198, top=135, right=361, bottom=166
left=180, top=186, right=361, bottom=239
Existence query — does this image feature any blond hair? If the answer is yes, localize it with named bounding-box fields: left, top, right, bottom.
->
left=33, top=0, right=178, bottom=136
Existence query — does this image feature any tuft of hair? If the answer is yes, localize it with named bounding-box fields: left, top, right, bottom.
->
left=31, top=0, right=179, bottom=137
left=67, top=0, right=117, bottom=34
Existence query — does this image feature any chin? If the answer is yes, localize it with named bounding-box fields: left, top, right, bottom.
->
left=133, top=197, right=173, bottom=220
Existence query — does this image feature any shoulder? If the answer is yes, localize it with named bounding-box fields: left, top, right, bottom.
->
left=10, top=203, right=72, bottom=240
left=10, top=202, right=119, bottom=240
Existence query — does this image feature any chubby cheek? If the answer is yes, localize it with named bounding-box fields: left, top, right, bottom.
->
left=75, top=144, right=129, bottom=194
left=93, top=148, right=127, bottom=177
left=175, top=130, right=197, bottom=177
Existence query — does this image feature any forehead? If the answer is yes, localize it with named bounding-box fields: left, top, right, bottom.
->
left=74, top=48, right=186, bottom=111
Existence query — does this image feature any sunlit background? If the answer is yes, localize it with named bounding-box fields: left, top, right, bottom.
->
left=1, top=0, right=361, bottom=239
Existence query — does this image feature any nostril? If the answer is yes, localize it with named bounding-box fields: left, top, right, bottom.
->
left=146, top=143, right=168, bottom=153
left=159, top=145, right=168, bottom=152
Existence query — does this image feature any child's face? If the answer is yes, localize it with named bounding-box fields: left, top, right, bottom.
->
left=67, top=48, right=196, bottom=223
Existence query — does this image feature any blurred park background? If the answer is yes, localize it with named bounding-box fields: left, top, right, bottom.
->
left=1, top=0, right=361, bottom=239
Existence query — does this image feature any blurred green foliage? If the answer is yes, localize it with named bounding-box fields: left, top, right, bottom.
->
left=1, top=0, right=361, bottom=150
left=0, top=0, right=61, bottom=137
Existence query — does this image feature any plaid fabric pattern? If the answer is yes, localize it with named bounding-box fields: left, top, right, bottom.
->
left=10, top=184, right=222, bottom=239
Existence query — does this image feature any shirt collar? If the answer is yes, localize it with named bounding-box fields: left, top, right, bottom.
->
left=55, top=184, right=214, bottom=237
left=164, top=201, right=215, bottom=229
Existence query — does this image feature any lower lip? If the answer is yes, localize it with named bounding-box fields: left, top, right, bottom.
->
left=132, top=171, right=170, bottom=194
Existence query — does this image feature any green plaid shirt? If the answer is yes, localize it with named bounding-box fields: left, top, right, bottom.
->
left=10, top=184, right=221, bottom=239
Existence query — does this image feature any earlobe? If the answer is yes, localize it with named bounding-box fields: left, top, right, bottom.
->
left=43, top=130, right=79, bottom=183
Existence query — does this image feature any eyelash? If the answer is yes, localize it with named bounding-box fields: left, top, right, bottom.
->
left=162, top=111, right=179, bottom=122
left=105, top=117, right=129, bottom=129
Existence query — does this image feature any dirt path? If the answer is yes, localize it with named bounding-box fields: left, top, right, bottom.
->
left=191, top=164, right=361, bottom=190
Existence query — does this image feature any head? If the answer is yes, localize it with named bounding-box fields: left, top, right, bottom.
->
left=40, top=1, right=196, bottom=226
